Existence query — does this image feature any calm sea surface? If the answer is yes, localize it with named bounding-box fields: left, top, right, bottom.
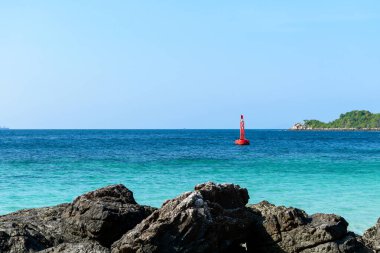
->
left=1, top=130, right=380, bottom=233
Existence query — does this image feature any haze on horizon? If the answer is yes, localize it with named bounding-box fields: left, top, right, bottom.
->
left=1, top=1, right=379, bottom=129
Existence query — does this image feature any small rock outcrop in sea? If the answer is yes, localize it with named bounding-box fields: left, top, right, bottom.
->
left=290, top=122, right=307, bottom=130
left=0, top=182, right=377, bottom=253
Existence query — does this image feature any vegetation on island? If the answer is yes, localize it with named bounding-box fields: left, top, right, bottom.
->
left=302, top=110, right=380, bottom=129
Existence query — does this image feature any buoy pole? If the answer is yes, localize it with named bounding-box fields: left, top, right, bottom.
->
left=240, top=115, right=245, bottom=140
left=235, top=114, right=250, bottom=145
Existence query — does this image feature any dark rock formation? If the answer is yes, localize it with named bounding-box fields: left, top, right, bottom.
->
left=0, top=204, right=69, bottom=253
left=363, top=218, right=380, bottom=252
left=40, top=242, right=110, bottom=253
left=62, top=184, right=155, bottom=247
left=0, top=185, right=155, bottom=253
left=0, top=182, right=377, bottom=253
left=247, top=201, right=370, bottom=253
left=111, top=182, right=254, bottom=253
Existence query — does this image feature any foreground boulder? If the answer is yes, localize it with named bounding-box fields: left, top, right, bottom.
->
left=0, top=185, right=155, bottom=253
left=247, top=201, right=370, bottom=253
left=0, top=182, right=377, bottom=253
left=0, top=204, right=68, bottom=253
left=62, top=184, right=155, bottom=247
left=363, top=218, right=380, bottom=252
left=39, top=242, right=110, bottom=253
left=111, top=182, right=254, bottom=253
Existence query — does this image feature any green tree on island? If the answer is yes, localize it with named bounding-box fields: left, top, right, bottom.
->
left=304, top=110, right=380, bottom=129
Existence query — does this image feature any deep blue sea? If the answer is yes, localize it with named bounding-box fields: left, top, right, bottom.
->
left=1, top=130, right=380, bottom=233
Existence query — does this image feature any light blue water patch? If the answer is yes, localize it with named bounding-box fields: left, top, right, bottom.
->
left=0, top=129, right=380, bottom=233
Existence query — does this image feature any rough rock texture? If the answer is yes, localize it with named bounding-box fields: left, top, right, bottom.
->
left=247, top=201, right=370, bottom=253
left=62, top=184, right=156, bottom=247
left=363, top=218, right=380, bottom=252
left=111, top=182, right=254, bottom=253
left=0, top=182, right=377, bottom=253
left=40, top=242, right=110, bottom=253
left=0, top=204, right=69, bottom=253
left=0, top=185, right=155, bottom=253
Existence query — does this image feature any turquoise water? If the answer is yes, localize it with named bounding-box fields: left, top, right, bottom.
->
left=1, top=130, right=380, bottom=233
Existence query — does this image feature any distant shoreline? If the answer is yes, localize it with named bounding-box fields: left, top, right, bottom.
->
left=289, top=128, right=380, bottom=131
left=291, top=110, right=380, bottom=131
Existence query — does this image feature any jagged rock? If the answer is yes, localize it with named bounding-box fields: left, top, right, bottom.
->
left=62, top=184, right=156, bottom=247
left=0, top=204, right=68, bottom=253
left=0, top=182, right=377, bottom=253
left=247, top=201, right=371, bottom=253
left=300, top=232, right=369, bottom=253
left=40, top=242, right=110, bottom=253
left=111, top=182, right=254, bottom=253
left=0, top=185, right=155, bottom=253
left=363, top=218, right=380, bottom=252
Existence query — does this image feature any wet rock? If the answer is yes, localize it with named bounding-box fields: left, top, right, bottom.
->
left=111, top=182, right=254, bottom=253
left=363, top=218, right=380, bottom=252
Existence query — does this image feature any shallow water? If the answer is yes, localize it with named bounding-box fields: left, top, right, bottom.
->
left=0, top=129, right=379, bottom=233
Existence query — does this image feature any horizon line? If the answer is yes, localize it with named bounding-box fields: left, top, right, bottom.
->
left=1, top=128, right=287, bottom=130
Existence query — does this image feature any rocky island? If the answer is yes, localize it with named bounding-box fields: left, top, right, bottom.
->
left=290, top=110, right=380, bottom=131
left=1, top=182, right=380, bottom=253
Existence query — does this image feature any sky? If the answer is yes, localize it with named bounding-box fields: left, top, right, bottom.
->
left=1, top=1, right=379, bottom=129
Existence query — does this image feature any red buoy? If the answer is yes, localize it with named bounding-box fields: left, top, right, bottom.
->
left=235, top=115, right=250, bottom=145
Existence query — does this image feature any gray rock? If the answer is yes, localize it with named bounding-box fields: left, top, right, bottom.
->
left=40, top=242, right=110, bottom=253
left=0, top=204, right=68, bottom=253
left=247, top=201, right=371, bottom=253
left=303, top=232, right=369, bottom=253
left=62, top=184, right=156, bottom=247
left=0, top=182, right=377, bottom=253
left=111, top=182, right=254, bottom=253
left=0, top=185, right=155, bottom=253
left=363, top=218, right=380, bottom=252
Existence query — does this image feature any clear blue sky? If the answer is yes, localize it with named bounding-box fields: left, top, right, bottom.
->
left=1, top=1, right=379, bottom=129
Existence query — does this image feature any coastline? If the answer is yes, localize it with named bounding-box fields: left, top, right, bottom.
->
left=290, top=111, right=380, bottom=131
left=1, top=129, right=379, bottom=234
left=289, top=128, right=380, bottom=131
left=0, top=182, right=378, bottom=253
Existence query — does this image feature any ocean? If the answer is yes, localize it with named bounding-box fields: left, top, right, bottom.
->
left=0, top=129, right=379, bottom=233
